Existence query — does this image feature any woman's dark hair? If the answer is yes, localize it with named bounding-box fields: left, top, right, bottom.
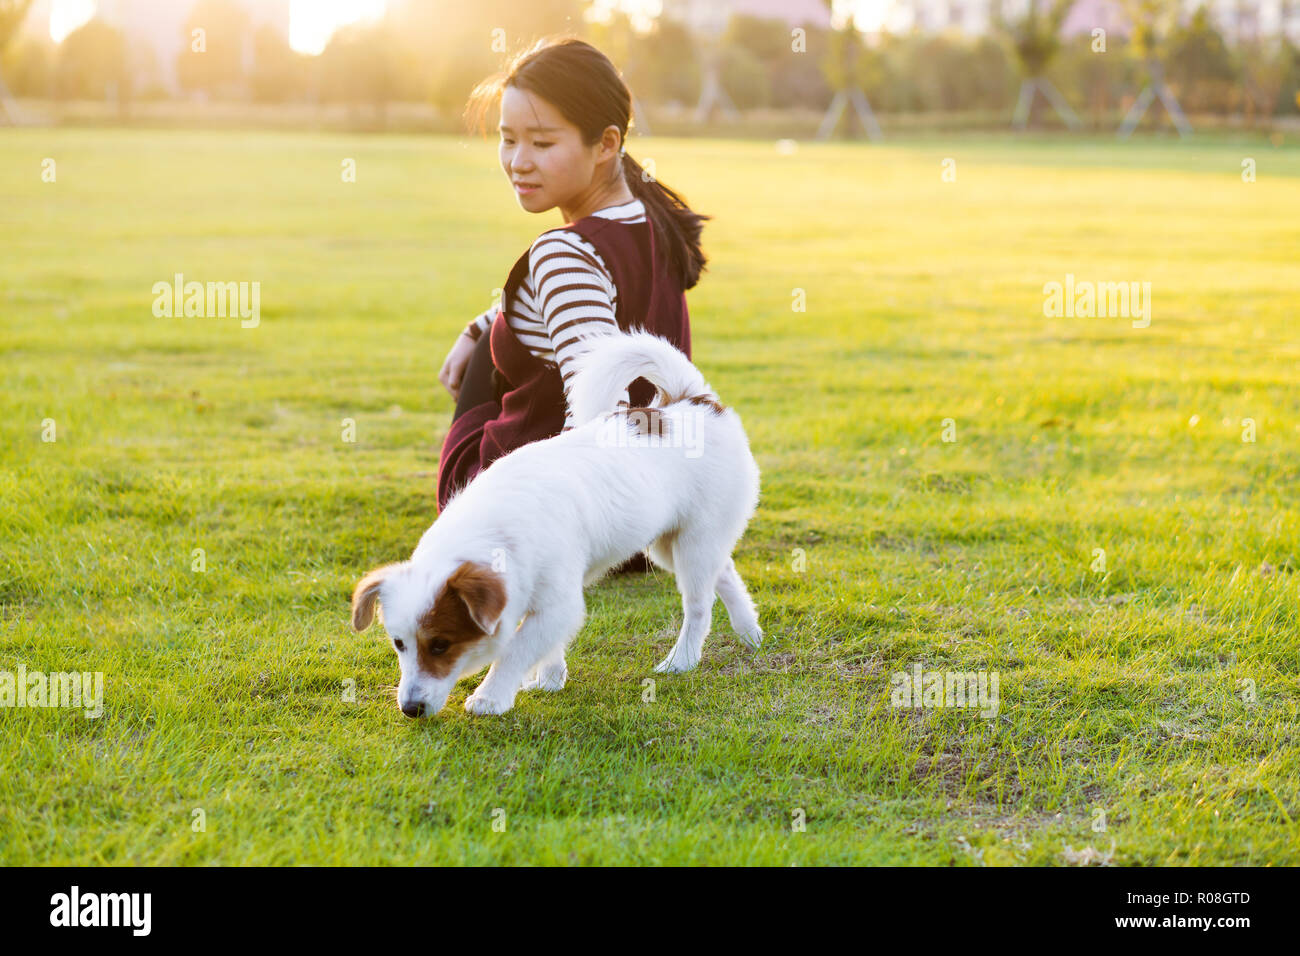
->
left=464, top=35, right=711, bottom=291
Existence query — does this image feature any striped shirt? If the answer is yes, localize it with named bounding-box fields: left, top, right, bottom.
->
left=461, top=198, right=646, bottom=431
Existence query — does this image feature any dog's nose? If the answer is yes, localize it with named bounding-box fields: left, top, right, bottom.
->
left=401, top=701, right=427, bottom=719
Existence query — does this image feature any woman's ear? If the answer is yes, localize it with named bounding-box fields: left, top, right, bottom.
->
left=351, top=563, right=404, bottom=631
left=602, top=124, right=623, bottom=161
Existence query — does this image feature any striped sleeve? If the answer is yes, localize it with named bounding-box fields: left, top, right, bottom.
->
left=461, top=304, right=496, bottom=342
left=528, top=230, right=631, bottom=432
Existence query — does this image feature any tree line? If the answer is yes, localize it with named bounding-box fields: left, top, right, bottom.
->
left=0, top=0, right=1295, bottom=125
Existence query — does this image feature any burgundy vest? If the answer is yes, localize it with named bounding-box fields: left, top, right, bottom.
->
left=436, top=210, right=692, bottom=511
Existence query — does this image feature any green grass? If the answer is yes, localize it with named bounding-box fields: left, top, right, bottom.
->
left=2, top=127, right=1298, bottom=865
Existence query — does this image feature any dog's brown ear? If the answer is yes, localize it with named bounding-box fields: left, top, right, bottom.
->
left=351, top=563, right=403, bottom=632
left=444, top=561, right=507, bottom=635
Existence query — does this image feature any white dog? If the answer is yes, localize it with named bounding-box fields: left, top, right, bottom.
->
left=351, top=331, right=762, bottom=718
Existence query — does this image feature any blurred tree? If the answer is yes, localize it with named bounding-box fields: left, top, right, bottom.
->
left=909, top=33, right=1010, bottom=112
left=723, top=13, right=832, bottom=111
left=382, top=0, right=582, bottom=122
left=56, top=19, right=127, bottom=105
left=1055, top=31, right=1140, bottom=129
left=1217, top=0, right=1290, bottom=123
left=719, top=15, right=782, bottom=110
left=123, top=28, right=162, bottom=101
left=177, top=0, right=251, bottom=98
left=320, top=21, right=397, bottom=123
left=0, top=0, right=28, bottom=48
left=585, top=7, right=656, bottom=133
left=873, top=31, right=1014, bottom=115
left=775, top=23, right=834, bottom=110
left=691, top=5, right=737, bottom=122
left=0, top=0, right=33, bottom=123
left=817, top=0, right=883, bottom=139
left=1118, top=0, right=1191, bottom=136
left=1240, top=35, right=1288, bottom=124
left=249, top=23, right=309, bottom=102
left=721, top=43, right=771, bottom=109
left=912, top=34, right=969, bottom=111
left=726, top=12, right=789, bottom=63
left=1166, top=6, right=1236, bottom=113
left=1002, top=0, right=1081, bottom=128
left=968, top=35, right=1017, bottom=112
left=2, top=34, right=54, bottom=98
left=623, top=17, right=699, bottom=110
left=875, top=31, right=918, bottom=111
left=1278, top=38, right=1300, bottom=116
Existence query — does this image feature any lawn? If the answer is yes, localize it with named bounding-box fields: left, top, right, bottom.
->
left=1, top=127, right=1298, bottom=864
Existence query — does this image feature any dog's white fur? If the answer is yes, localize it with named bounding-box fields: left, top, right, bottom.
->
left=352, top=331, right=762, bottom=717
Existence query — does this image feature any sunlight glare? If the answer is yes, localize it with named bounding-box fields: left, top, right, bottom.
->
left=290, top=0, right=387, bottom=55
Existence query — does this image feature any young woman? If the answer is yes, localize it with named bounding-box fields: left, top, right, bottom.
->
left=436, top=37, right=711, bottom=572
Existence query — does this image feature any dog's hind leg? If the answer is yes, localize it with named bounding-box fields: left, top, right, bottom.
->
left=715, top=557, right=762, bottom=649
left=646, top=529, right=677, bottom=572
left=653, top=534, right=727, bottom=674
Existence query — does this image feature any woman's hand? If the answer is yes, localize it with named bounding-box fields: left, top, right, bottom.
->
left=439, top=332, right=478, bottom=400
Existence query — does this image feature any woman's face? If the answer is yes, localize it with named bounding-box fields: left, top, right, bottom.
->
left=498, top=85, right=621, bottom=220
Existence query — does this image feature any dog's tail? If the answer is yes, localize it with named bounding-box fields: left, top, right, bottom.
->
left=568, top=330, right=718, bottom=427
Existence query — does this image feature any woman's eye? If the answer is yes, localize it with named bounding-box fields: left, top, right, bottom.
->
left=393, top=640, right=406, bottom=653
left=429, top=640, right=449, bottom=656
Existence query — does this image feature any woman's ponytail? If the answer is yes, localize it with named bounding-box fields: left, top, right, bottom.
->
left=622, top=151, right=712, bottom=291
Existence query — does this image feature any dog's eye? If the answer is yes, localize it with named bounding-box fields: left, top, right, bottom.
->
left=429, top=640, right=449, bottom=656
left=393, top=640, right=406, bottom=653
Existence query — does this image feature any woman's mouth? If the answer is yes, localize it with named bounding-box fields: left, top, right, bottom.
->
left=514, top=182, right=540, bottom=195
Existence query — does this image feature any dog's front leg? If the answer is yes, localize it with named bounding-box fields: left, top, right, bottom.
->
left=464, top=646, right=533, bottom=717
left=462, top=665, right=523, bottom=715
left=465, top=596, right=584, bottom=716
left=521, top=643, right=568, bottom=692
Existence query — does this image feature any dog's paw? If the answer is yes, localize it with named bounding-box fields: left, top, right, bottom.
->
left=653, top=649, right=699, bottom=674
left=464, top=688, right=515, bottom=716
left=521, top=661, right=567, bottom=692
left=736, top=621, right=763, bottom=649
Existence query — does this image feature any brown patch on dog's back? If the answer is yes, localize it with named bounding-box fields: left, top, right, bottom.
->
left=624, top=406, right=669, bottom=438
left=415, top=562, right=506, bottom=679
left=687, top=394, right=727, bottom=415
